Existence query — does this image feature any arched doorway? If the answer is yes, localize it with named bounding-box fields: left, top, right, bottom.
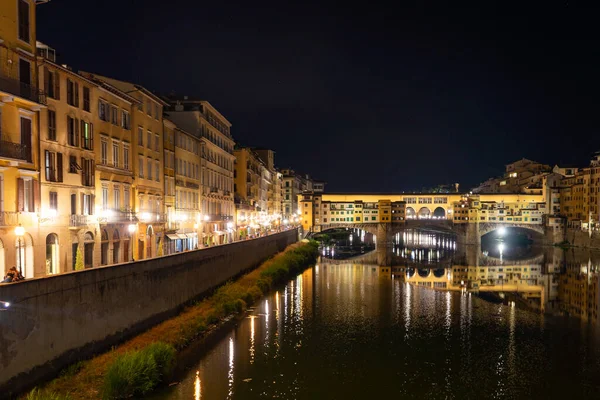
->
left=433, top=207, right=446, bottom=219
left=112, top=230, right=120, bottom=264
left=84, top=231, right=94, bottom=269
left=406, top=207, right=416, bottom=219
left=16, top=233, right=34, bottom=278
left=0, top=239, right=5, bottom=278
left=100, top=229, right=109, bottom=266
left=418, top=207, right=431, bottom=219
left=45, top=233, right=59, bottom=275
left=146, top=225, right=154, bottom=259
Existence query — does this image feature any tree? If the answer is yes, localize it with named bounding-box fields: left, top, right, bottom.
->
left=157, top=240, right=164, bottom=257
left=75, top=246, right=84, bottom=271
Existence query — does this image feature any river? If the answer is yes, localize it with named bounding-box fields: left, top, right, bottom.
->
left=152, top=229, right=600, bottom=399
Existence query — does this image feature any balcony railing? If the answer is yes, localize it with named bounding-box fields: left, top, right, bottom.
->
left=0, top=74, right=47, bottom=105
left=137, top=211, right=167, bottom=224
left=204, top=214, right=233, bottom=222
left=99, top=209, right=137, bottom=224
left=0, top=212, right=20, bottom=227
left=69, top=214, right=92, bottom=227
left=0, top=139, right=31, bottom=162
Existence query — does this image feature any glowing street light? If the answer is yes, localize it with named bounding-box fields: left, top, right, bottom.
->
left=128, top=224, right=137, bottom=234
left=204, top=215, right=210, bottom=222
left=15, top=224, right=25, bottom=277
left=497, top=227, right=507, bottom=237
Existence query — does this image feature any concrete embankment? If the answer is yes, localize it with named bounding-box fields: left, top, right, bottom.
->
left=0, top=229, right=298, bottom=396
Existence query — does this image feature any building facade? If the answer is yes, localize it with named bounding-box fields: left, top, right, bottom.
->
left=0, top=0, right=45, bottom=278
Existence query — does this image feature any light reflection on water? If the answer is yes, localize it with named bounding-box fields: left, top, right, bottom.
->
left=152, top=232, right=600, bottom=400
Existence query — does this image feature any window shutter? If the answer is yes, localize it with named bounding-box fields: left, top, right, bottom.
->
left=90, top=123, right=94, bottom=149
left=45, top=150, right=50, bottom=181
left=80, top=193, right=85, bottom=215
left=32, top=180, right=39, bottom=212
left=74, top=82, right=79, bottom=107
left=80, top=120, right=84, bottom=147
left=91, top=161, right=95, bottom=183
left=75, top=119, right=80, bottom=147
left=57, top=153, right=63, bottom=182
left=44, top=67, right=49, bottom=94
left=90, top=194, right=95, bottom=215
left=54, top=72, right=60, bottom=100
left=17, top=178, right=24, bottom=211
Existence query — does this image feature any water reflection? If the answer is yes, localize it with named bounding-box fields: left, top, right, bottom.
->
left=152, top=230, right=600, bottom=400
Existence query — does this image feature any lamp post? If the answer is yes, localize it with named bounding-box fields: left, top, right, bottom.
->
left=15, top=224, right=25, bottom=277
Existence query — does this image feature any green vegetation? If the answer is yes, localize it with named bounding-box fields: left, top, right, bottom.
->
left=25, top=388, right=71, bottom=400
left=102, top=342, right=175, bottom=399
left=28, top=241, right=318, bottom=400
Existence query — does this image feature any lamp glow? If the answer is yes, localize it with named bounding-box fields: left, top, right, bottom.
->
left=497, top=227, right=507, bottom=236
left=204, top=215, right=210, bottom=221
left=14, top=225, right=25, bottom=237
left=128, top=224, right=137, bottom=234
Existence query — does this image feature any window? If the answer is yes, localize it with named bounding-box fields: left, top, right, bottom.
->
left=69, top=155, right=79, bottom=173
left=44, top=151, right=62, bottom=182
left=102, top=186, right=109, bottom=209
left=154, top=104, right=159, bottom=119
left=82, top=194, right=93, bottom=215
left=155, top=134, right=159, bottom=151
left=18, top=0, right=30, bottom=42
left=44, top=68, right=59, bottom=99
left=155, top=161, right=160, bottom=182
left=111, top=106, right=118, bottom=125
left=147, top=130, right=152, bottom=148
left=147, top=159, right=152, bottom=180
left=113, top=186, right=120, bottom=210
left=101, top=140, right=108, bottom=165
left=138, top=158, right=144, bottom=178
left=124, top=146, right=130, bottom=170
left=47, top=110, right=56, bottom=141
left=113, top=142, right=120, bottom=168
left=146, top=101, right=152, bottom=116
left=98, top=100, right=108, bottom=121
left=66, top=79, right=79, bottom=107
left=67, top=116, right=79, bottom=147
left=124, top=188, right=130, bottom=209
left=83, top=87, right=90, bottom=111
left=121, top=110, right=130, bottom=129
left=81, top=158, right=95, bottom=187
left=80, top=120, right=93, bottom=150
left=138, top=126, right=143, bottom=146
left=49, top=191, right=58, bottom=211
left=17, top=178, right=35, bottom=212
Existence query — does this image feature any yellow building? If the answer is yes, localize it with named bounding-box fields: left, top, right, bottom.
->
left=163, top=119, right=176, bottom=249
left=0, top=0, right=46, bottom=277
left=81, top=73, right=168, bottom=259
left=36, top=49, right=111, bottom=273
left=300, top=192, right=546, bottom=233
left=164, top=97, right=235, bottom=245
left=234, top=147, right=265, bottom=236
left=170, top=126, right=201, bottom=252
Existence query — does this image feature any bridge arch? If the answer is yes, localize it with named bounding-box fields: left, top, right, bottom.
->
left=433, top=207, right=445, bottom=219
left=317, top=223, right=379, bottom=236
left=479, top=223, right=545, bottom=239
left=418, top=207, right=431, bottom=219
left=406, top=207, right=416, bottom=219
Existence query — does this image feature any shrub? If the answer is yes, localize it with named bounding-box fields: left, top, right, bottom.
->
left=206, top=313, right=220, bottom=325
left=102, top=342, right=175, bottom=399
left=74, top=247, right=84, bottom=271
left=26, top=388, right=71, bottom=400
left=59, top=361, right=85, bottom=378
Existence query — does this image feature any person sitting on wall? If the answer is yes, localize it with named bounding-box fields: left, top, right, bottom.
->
left=1, top=267, right=20, bottom=283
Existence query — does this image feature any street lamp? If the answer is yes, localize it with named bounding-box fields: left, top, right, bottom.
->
left=14, top=224, right=25, bottom=277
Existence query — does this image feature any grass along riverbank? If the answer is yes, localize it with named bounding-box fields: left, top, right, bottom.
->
left=25, top=241, right=319, bottom=400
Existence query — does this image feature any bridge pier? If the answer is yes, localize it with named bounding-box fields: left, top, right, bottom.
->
left=376, top=223, right=394, bottom=266
left=454, top=223, right=481, bottom=247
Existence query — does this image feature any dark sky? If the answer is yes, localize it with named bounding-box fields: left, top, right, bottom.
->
left=37, top=1, right=600, bottom=192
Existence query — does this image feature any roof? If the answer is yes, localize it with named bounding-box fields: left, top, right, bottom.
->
left=79, top=72, right=168, bottom=107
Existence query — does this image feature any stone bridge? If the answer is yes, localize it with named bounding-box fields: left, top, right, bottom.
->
left=312, top=220, right=556, bottom=248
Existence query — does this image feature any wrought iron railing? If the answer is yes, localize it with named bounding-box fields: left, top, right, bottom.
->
left=69, top=214, right=92, bottom=227
left=0, top=74, right=46, bottom=105
left=0, top=139, right=31, bottom=162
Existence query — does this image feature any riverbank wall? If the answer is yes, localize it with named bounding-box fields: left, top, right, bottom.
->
left=564, top=228, right=600, bottom=249
left=0, top=229, right=298, bottom=395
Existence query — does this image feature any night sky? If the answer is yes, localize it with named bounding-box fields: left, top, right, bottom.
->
left=38, top=1, right=600, bottom=192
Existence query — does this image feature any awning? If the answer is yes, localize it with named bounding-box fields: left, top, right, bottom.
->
left=186, top=232, right=198, bottom=237
left=213, top=230, right=225, bottom=235
left=166, top=234, right=179, bottom=240
left=177, top=234, right=188, bottom=240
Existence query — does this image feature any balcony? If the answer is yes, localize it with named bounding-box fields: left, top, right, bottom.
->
left=0, top=139, right=32, bottom=162
left=137, top=211, right=167, bottom=224
left=69, top=214, right=92, bottom=227
left=99, top=209, right=137, bottom=224
left=0, top=74, right=46, bottom=105
left=0, top=212, right=20, bottom=227
left=204, top=214, right=233, bottom=222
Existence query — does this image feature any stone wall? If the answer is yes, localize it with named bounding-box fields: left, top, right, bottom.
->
left=0, top=229, right=298, bottom=395
left=564, top=228, right=600, bottom=249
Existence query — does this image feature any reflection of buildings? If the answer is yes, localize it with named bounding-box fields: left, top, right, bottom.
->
left=558, top=261, right=599, bottom=322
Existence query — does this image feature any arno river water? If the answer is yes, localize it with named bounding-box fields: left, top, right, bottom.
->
left=152, top=229, right=600, bottom=399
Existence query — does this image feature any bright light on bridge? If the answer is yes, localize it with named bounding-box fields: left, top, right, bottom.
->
left=497, top=227, right=507, bottom=237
